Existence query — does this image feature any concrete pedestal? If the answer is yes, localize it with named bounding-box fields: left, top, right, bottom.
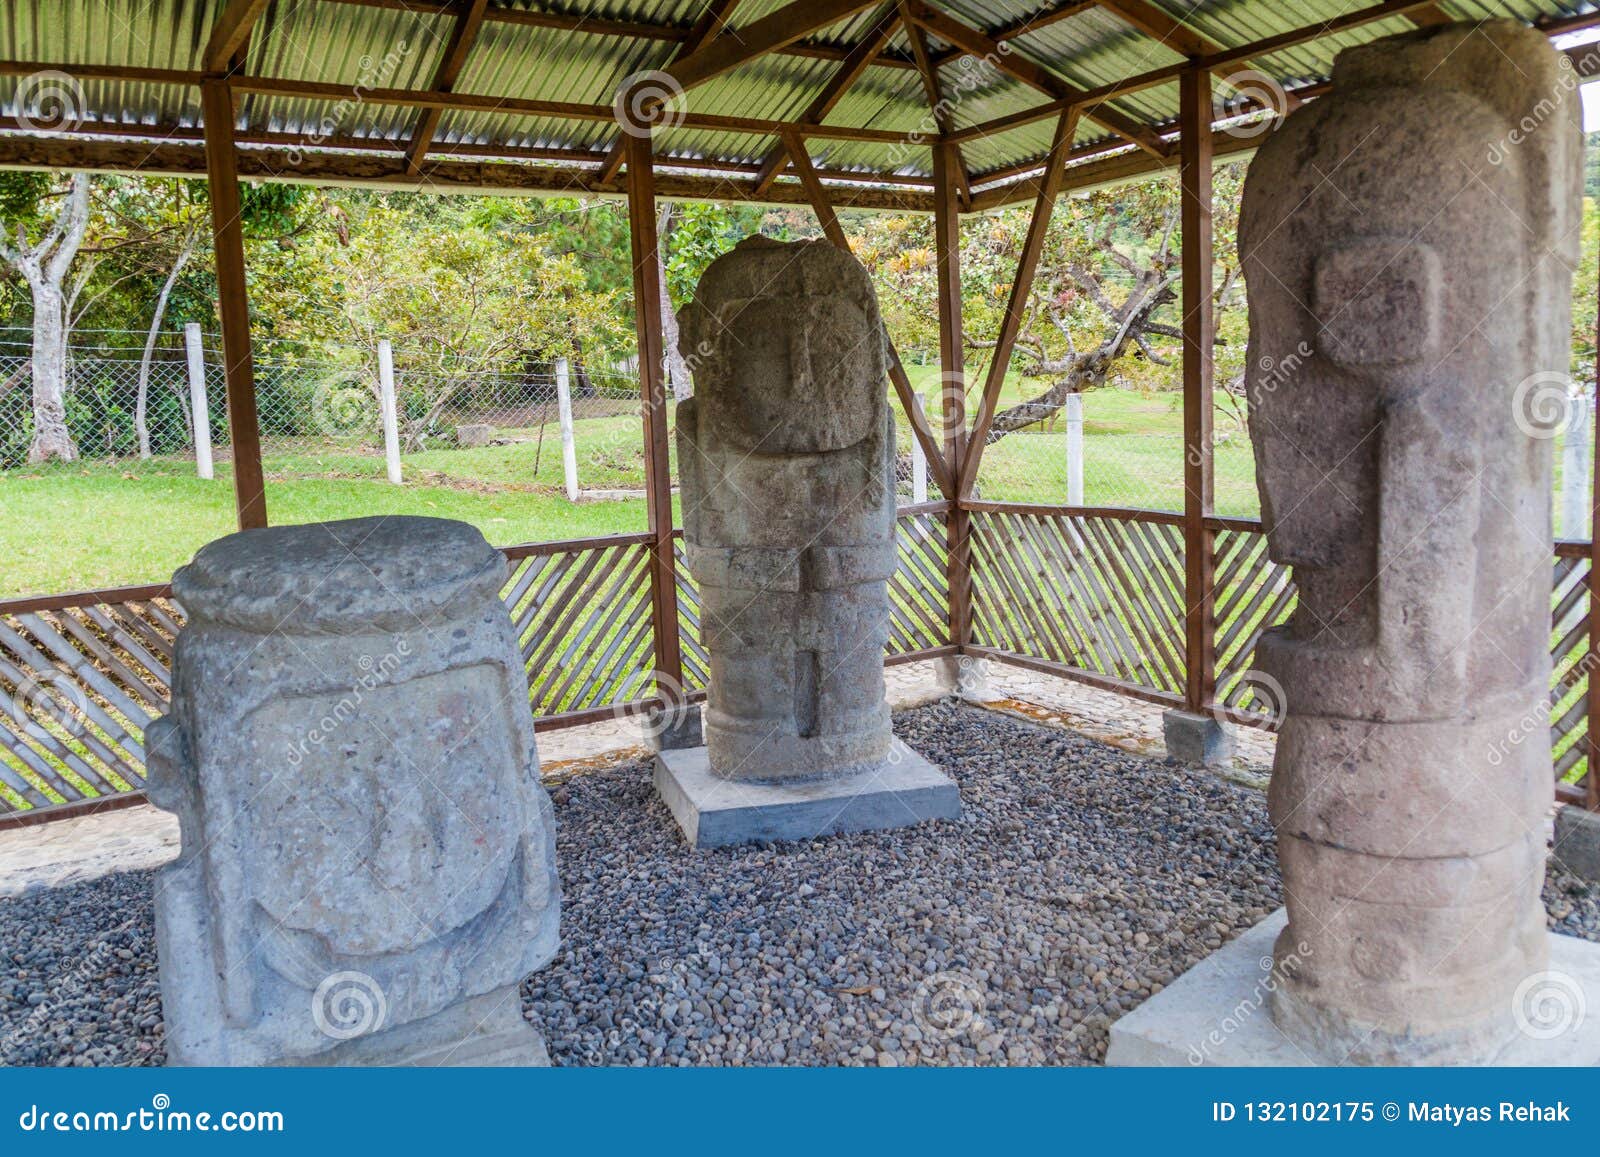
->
left=1106, top=909, right=1600, bottom=1067
left=654, top=739, right=961, bottom=849
left=1555, top=805, right=1600, bottom=882
left=1162, top=709, right=1234, bottom=766
left=297, top=984, right=549, bottom=1067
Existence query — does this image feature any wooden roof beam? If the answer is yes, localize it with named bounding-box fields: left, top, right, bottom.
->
left=403, top=0, right=490, bottom=175
left=930, top=1, right=1099, bottom=67
left=904, top=0, right=1166, bottom=157
left=661, top=0, right=886, bottom=93
left=597, top=0, right=744, bottom=185
left=203, top=0, right=271, bottom=73
left=749, top=1, right=900, bottom=197
left=900, top=1, right=972, bottom=208
left=1098, top=0, right=1222, bottom=58
left=315, top=0, right=925, bottom=70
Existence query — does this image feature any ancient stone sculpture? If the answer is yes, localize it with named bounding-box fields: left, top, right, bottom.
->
left=678, top=236, right=897, bottom=780
left=1240, top=22, right=1580, bottom=1062
left=654, top=237, right=959, bottom=845
left=146, top=516, right=559, bottom=1065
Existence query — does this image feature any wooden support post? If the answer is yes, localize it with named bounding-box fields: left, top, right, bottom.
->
left=625, top=130, right=684, bottom=700
left=1588, top=267, right=1600, bottom=810
left=183, top=322, right=214, bottom=481
left=1179, top=66, right=1216, bottom=714
left=958, top=110, right=1076, bottom=493
left=377, top=338, right=402, bottom=485
left=556, top=356, right=579, bottom=503
left=200, top=78, right=267, bottom=530
left=933, top=140, right=970, bottom=650
left=781, top=130, right=955, bottom=497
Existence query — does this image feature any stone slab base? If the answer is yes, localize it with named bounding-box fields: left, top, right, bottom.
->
left=1161, top=709, right=1234, bottom=766
left=293, top=984, right=549, bottom=1067
left=1107, top=910, right=1600, bottom=1067
left=1555, top=805, right=1600, bottom=882
left=653, top=740, right=961, bottom=849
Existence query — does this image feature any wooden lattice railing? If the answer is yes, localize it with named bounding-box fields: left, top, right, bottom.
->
left=0, top=507, right=958, bottom=821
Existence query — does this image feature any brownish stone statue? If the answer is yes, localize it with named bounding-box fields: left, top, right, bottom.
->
left=1240, top=22, right=1581, bottom=1062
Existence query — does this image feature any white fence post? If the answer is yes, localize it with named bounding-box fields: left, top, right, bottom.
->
left=909, top=394, right=928, bottom=504
left=1562, top=387, right=1593, bottom=539
left=378, top=338, right=402, bottom=485
left=556, top=357, right=578, bottom=502
left=183, top=322, right=214, bottom=481
left=1065, top=391, right=1084, bottom=506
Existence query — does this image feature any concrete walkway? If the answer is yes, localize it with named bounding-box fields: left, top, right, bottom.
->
left=0, top=658, right=1274, bottom=899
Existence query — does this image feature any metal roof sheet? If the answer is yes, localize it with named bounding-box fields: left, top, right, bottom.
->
left=0, top=0, right=1593, bottom=204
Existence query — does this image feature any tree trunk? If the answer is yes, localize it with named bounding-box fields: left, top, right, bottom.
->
left=136, top=232, right=196, bottom=458
left=28, top=281, right=75, bottom=462
left=656, top=205, right=693, bottom=401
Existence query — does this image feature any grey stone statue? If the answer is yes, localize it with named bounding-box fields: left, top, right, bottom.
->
left=677, top=236, right=897, bottom=781
left=146, top=516, right=559, bottom=1065
left=1240, top=22, right=1581, bottom=1062
left=654, top=237, right=960, bottom=846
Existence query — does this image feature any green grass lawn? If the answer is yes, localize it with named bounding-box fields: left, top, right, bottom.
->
left=1, top=368, right=1586, bottom=599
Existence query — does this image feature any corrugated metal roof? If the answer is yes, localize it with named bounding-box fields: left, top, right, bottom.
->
left=0, top=0, right=1594, bottom=203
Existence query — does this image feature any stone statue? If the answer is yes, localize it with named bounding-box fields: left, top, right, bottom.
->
left=146, top=516, right=559, bottom=1065
left=654, top=237, right=959, bottom=845
left=678, top=235, right=897, bottom=780
left=1240, top=22, right=1581, bottom=1062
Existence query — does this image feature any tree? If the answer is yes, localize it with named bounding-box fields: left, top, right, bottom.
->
left=0, top=173, right=91, bottom=461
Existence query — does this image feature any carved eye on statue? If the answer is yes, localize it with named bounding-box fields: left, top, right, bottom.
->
left=1313, top=240, right=1441, bottom=367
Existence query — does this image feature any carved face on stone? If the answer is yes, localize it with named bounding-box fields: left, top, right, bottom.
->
left=679, top=236, right=888, bottom=455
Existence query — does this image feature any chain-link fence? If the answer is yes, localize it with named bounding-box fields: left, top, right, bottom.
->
left=0, top=329, right=656, bottom=599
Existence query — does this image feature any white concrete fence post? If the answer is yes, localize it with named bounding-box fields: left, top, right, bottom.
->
left=1065, top=391, right=1084, bottom=506
left=909, top=393, right=928, bottom=504
left=183, top=322, right=214, bottom=481
left=556, top=356, right=578, bottom=503
left=1562, top=386, right=1593, bottom=539
left=377, top=338, right=402, bottom=485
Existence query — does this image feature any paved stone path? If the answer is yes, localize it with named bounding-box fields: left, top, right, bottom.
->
left=0, top=659, right=1273, bottom=898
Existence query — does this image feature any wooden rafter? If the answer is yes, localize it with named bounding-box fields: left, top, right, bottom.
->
left=903, top=0, right=1166, bottom=158
left=596, top=0, right=743, bottom=185
left=782, top=130, right=955, bottom=498
left=750, top=2, right=900, bottom=197
left=1099, top=0, right=1221, bottom=58
left=958, top=110, right=1078, bottom=495
left=315, top=0, right=925, bottom=71
left=661, top=0, right=885, bottom=94
left=403, top=0, right=490, bottom=175
left=899, top=1, right=972, bottom=208
left=930, top=1, right=1099, bottom=67
left=203, top=0, right=271, bottom=73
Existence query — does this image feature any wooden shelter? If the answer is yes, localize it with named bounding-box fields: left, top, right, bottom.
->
left=2, top=0, right=1598, bottom=824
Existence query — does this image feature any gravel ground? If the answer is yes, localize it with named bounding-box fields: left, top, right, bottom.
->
left=2, top=701, right=1597, bottom=1067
